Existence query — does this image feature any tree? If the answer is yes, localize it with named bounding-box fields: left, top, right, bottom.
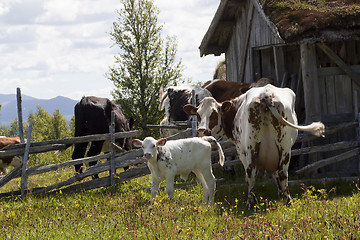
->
left=27, top=106, right=71, bottom=142
left=107, top=0, right=183, bottom=137
left=27, top=107, right=72, bottom=165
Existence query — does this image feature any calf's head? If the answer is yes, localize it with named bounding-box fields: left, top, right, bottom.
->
left=133, top=137, right=167, bottom=160
left=183, top=97, right=227, bottom=137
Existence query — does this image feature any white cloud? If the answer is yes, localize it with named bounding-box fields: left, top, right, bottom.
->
left=0, top=0, right=223, bottom=100
left=0, top=3, right=10, bottom=15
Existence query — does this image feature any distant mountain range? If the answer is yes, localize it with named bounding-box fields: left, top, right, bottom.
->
left=0, top=94, right=78, bottom=126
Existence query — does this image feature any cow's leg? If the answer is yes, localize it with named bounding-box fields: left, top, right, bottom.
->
left=72, top=142, right=88, bottom=174
left=272, top=152, right=292, bottom=204
left=87, top=140, right=104, bottom=179
left=245, top=164, right=257, bottom=209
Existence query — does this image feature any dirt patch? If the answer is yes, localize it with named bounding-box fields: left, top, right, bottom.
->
left=262, top=0, right=360, bottom=42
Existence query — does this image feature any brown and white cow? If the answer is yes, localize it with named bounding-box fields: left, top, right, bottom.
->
left=184, top=84, right=325, bottom=208
left=202, top=78, right=273, bottom=103
left=0, top=137, right=23, bottom=174
left=202, top=79, right=251, bottom=102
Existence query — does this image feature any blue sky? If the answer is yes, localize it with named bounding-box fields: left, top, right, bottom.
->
left=0, top=0, right=223, bottom=101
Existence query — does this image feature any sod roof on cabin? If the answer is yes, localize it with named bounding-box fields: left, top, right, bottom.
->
left=262, top=0, right=360, bottom=42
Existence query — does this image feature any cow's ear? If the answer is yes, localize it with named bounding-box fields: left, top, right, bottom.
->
left=157, top=138, right=167, bottom=146
left=132, top=139, right=143, bottom=148
left=221, top=101, right=232, bottom=112
left=183, top=104, right=197, bottom=115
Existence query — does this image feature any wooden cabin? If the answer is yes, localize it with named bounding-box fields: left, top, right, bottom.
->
left=200, top=0, right=360, bottom=177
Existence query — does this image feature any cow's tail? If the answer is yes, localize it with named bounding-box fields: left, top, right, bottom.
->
left=201, top=136, right=225, bottom=166
left=268, top=106, right=325, bottom=137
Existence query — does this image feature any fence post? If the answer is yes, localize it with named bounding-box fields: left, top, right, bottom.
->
left=16, top=88, right=25, bottom=143
left=109, top=110, right=116, bottom=193
left=191, top=89, right=197, bottom=137
left=353, top=90, right=358, bottom=121
left=21, top=121, right=33, bottom=198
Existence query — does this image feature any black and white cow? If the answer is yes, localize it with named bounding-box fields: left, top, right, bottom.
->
left=158, top=85, right=212, bottom=137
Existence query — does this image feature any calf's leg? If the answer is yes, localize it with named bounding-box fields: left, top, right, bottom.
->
left=194, top=168, right=216, bottom=204
left=150, top=176, right=161, bottom=203
left=165, top=174, right=176, bottom=200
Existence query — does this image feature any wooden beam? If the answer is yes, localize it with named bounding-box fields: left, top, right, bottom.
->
left=249, top=0, right=283, bottom=42
left=291, top=141, right=360, bottom=156
left=199, top=0, right=229, bottom=56
left=21, top=121, right=33, bottom=198
left=300, top=43, right=322, bottom=123
left=0, top=130, right=141, bottom=158
left=295, top=148, right=360, bottom=175
left=239, top=1, right=254, bottom=82
left=317, top=42, right=360, bottom=87
left=217, top=20, right=236, bottom=28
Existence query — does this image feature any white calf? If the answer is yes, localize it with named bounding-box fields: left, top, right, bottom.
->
left=133, top=136, right=225, bottom=204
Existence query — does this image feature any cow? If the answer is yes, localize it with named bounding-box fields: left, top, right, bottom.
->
left=202, top=78, right=274, bottom=103
left=158, top=85, right=212, bottom=137
left=202, top=79, right=251, bottom=102
left=201, top=78, right=274, bottom=174
left=132, top=136, right=225, bottom=204
left=183, top=84, right=325, bottom=208
left=72, top=96, right=134, bottom=178
left=0, top=137, right=23, bottom=174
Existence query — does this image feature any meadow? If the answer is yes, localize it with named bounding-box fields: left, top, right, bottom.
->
left=1, top=166, right=359, bottom=240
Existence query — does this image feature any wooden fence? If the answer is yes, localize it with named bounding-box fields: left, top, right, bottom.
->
left=1, top=120, right=358, bottom=198
left=1, top=87, right=359, bottom=198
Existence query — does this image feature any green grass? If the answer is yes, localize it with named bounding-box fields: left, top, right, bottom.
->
left=1, top=169, right=359, bottom=239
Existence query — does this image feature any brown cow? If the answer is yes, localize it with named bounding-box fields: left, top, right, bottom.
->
left=202, top=78, right=274, bottom=103
left=0, top=137, right=23, bottom=174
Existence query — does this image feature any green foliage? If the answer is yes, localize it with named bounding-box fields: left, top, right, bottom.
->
left=107, top=0, right=183, bottom=137
left=0, top=174, right=359, bottom=239
left=26, top=107, right=73, bottom=166
left=27, top=106, right=72, bottom=142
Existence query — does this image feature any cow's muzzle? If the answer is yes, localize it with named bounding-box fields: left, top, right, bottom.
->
left=197, top=128, right=211, bottom=137
left=144, top=153, right=153, bottom=159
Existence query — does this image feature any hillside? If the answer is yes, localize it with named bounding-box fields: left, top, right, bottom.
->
left=0, top=94, right=78, bottom=126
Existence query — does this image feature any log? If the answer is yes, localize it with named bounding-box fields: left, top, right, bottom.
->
left=16, top=88, right=25, bottom=144
left=31, top=156, right=147, bottom=194
left=26, top=153, right=111, bottom=176
left=291, top=141, right=360, bottom=156
left=0, top=144, right=66, bottom=159
left=21, top=121, right=33, bottom=198
left=26, top=148, right=143, bottom=177
left=317, top=42, right=360, bottom=87
left=0, top=165, right=22, bottom=188
left=0, top=130, right=141, bottom=152
left=167, top=129, right=192, bottom=140
left=296, top=121, right=357, bottom=142
left=110, top=110, right=116, bottom=191
left=295, top=148, right=360, bottom=175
